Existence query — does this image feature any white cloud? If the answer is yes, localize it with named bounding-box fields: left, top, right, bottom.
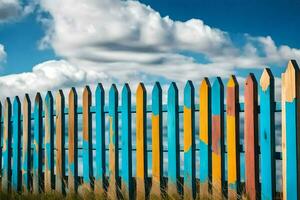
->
left=0, top=0, right=37, bottom=22
left=0, top=44, right=6, bottom=67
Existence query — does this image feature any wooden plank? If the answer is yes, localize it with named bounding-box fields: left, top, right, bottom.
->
left=136, top=82, right=148, bottom=199
left=151, top=82, right=163, bottom=198
left=22, top=94, right=31, bottom=192
left=33, top=93, right=43, bottom=193
left=2, top=98, right=11, bottom=192
left=44, top=91, right=54, bottom=192
left=121, top=83, right=133, bottom=199
left=68, top=87, right=78, bottom=193
left=108, top=84, right=119, bottom=199
left=226, top=75, right=240, bottom=199
left=183, top=80, right=196, bottom=200
left=95, top=84, right=105, bottom=193
left=199, top=78, right=211, bottom=196
left=281, top=73, right=286, bottom=200
left=12, top=96, right=21, bottom=191
left=55, top=90, right=65, bottom=193
left=167, top=82, right=180, bottom=198
left=211, top=77, right=225, bottom=198
left=82, top=86, right=93, bottom=190
left=244, top=73, right=259, bottom=200
left=259, top=68, right=275, bottom=200
left=283, top=60, right=300, bottom=199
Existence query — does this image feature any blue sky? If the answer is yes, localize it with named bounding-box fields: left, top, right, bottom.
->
left=0, top=0, right=299, bottom=98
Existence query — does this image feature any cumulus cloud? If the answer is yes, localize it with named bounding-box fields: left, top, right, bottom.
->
left=0, top=0, right=37, bottom=22
left=0, top=44, right=6, bottom=66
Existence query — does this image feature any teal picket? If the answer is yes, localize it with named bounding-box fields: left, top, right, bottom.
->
left=259, top=69, right=275, bottom=199
left=95, top=83, right=106, bottom=192
left=121, top=83, right=133, bottom=198
left=2, top=98, right=11, bottom=192
left=22, top=95, right=31, bottom=192
left=82, top=86, right=93, bottom=189
left=167, top=82, right=180, bottom=197
left=33, top=93, right=43, bottom=193
left=183, top=80, right=196, bottom=199
left=44, top=91, right=54, bottom=192
left=12, top=96, right=21, bottom=191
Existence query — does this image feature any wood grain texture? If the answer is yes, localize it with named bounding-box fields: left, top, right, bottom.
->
left=68, top=87, right=78, bottom=193
left=55, top=90, right=65, bottom=194
left=259, top=69, right=275, bottom=200
left=226, top=75, right=240, bottom=199
left=244, top=74, right=259, bottom=200
left=44, top=91, right=54, bottom=192
left=22, top=95, right=31, bottom=192
left=2, top=98, right=11, bottom=192
left=136, top=83, right=148, bottom=199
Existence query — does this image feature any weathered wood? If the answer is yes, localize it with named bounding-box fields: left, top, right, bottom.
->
left=2, top=98, right=11, bottom=192
left=136, top=82, right=148, bottom=199
left=95, top=84, right=105, bottom=193
left=108, top=84, right=119, bottom=199
left=151, top=82, right=163, bottom=198
left=82, top=86, right=93, bottom=190
left=68, top=87, right=78, bottom=193
left=12, top=96, right=21, bottom=191
left=167, top=82, right=180, bottom=198
left=22, top=95, right=31, bottom=192
left=283, top=60, right=300, bottom=199
left=183, top=81, right=196, bottom=200
left=226, top=75, right=240, bottom=199
left=33, top=93, right=43, bottom=193
left=55, top=90, right=65, bottom=193
left=199, top=78, right=211, bottom=196
left=44, top=91, right=54, bottom=192
left=244, top=74, right=259, bottom=200
left=259, top=68, right=275, bottom=200
left=211, top=77, right=225, bottom=198
left=121, top=83, right=133, bottom=199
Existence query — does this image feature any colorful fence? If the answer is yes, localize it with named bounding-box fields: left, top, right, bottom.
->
left=1, top=60, right=300, bottom=199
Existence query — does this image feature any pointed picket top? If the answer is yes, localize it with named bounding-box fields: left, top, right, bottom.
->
left=284, top=60, right=299, bottom=102
left=24, top=93, right=31, bottom=106
left=122, top=83, right=131, bottom=97
left=245, top=73, right=258, bottom=88
left=56, top=89, right=65, bottom=102
left=13, top=96, right=20, bottom=107
left=136, top=82, right=146, bottom=96
left=184, top=80, right=195, bottom=109
left=35, top=92, right=42, bottom=104
left=200, top=77, right=211, bottom=91
left=260, top=68, right=274, bottom=92
left=69, top=87, right=77, bottom=100
left=96, top=83, right=104, bottom=96
left=109, top=84, right=118, bottom=99
left=227, top=75, right=238, bottom=88
left=212, top=77, right=224, bottom=90
left=152, top=82, right=162, bottom=115
left=45, top=91, right=53, bottom=104
left=168, top=82, right=178, bottom=96
left=5, top=97, right=11, bottom=108
left=83, top=86, right=92, bottom=101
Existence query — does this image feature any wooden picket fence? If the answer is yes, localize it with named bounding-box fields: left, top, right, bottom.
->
left=1, top=60, right=300, bottom=199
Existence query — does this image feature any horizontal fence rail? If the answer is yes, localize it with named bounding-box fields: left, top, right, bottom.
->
left=0, top=60, right=299, bottom=200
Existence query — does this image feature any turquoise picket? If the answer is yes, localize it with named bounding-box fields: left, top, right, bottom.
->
left=0, top=102, right=2, bottom=185
left=33, top=93, right=43, bottom=193
left=259, top=69, right=275, bottom=199
left=167, top=82, right=180, bottom=197
left=108, top=84, right=119, bottom=198
left=2, top=98, right=11, bottom=192
left=22, top=94, right=31, bottom=191
left=12, top=96, right=21, bottom=191
left=82, top=86, right=93, bottom=189
left=95, top=83, right=106, bottom=192
left=44, top=91, right=54, bottom=192
left=183, top=80, right=196, bottom=199
left=121, top=83, right=133, bottom=199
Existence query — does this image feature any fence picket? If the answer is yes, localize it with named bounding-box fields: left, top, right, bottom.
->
left=283, top=60, right=300, bottom=199
left=12, top=96, right=21, bottom=191
left=45, top=91, right=54, bottom=192
left=244, top=74, right=259, bottom=200
left=82, top=86, right=93, bottom=190
left=68, top=87, right=78, bottom=193
left=108, top=84, right=119, bottom=199
left=56, top=90, right=65, bottom=193
left=33, top=93, right=43, bottom=193
left=226, top=75, right=240, bottom=199
left=95, top=84, right=105, bottom=193
left=22, top=94, right=31, bottom=192
left=281, top=72, right=287, bottom=200
left=211, top=77, right=225, bottom=197
left=199, top=78, right=211, bottom=196
left=259, top=69, right=275, bottom=200
left=121, top=83, right=133, bottom=199
left=136, top=83, right=147, bottom=199
left=2, top=98, right=11, bottom=192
